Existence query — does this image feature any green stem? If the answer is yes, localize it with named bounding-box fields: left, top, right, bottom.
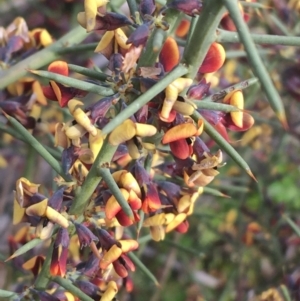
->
left=98, top=168, right=134, bottom=219
left=29, top=70, right=114, bottom=96
left=282, top=214, right=300, bottom=237
left=210, top=184, right=249, bottom=193
left=3, top=115, right=70, bottom=181
left=23, top=145, right=35, bottom=180
left=203, top=187, right=230, bottom=198
left=201, top=78, right=258, bottom=102
left=222, top=0, right=287, bottom=127
left=182, top=0, right=225, bottom=78
left=162, top=239, right=205, bottom=258
left=34, top=241, right=54, bottom=290
left=51, top=276, right=94, bottom=301
left=0, top=26, right=89, bottom=90
left=225, top=49, right=274, bottom=59
left=128, top=252, right=159, bottom=286
left=126, top=0, right=138, bottom=17
left=0, top=123, right=62, bottom=160
left=69, top=138, right=118, bottom=215
left=279, top=285, right=292, bottom=301
left=137, top=28, right=166, bottom=68
left=56, top=43, right=98, bottom=54
left=217, top=29, right=300, bottom=46
left=137, top=9, right=180, bottom=67
left=194, top=101, right=240, bottom=112
left=101, top=64, right=188, bottom=135
left=68, top=64, right=109, bottom=81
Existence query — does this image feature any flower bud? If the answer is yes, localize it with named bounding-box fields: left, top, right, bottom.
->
left=139, top=0, right=156, bottom=16
left=74, top=222, right=99, bottom=248
left=167, top=0, right=202, bottom=16
left=187, top=78, right=210, bottom=99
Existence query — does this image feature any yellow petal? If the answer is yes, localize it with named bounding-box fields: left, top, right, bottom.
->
left=16, top=177, right=40, bottom=199
left=70, top=106, right=97, bottom=136
left=109, top=119, right=136, bottom=146
left=118, top=239, right=139, bottom=252
left=165, top=213, right=187, bottom=233
left=106, top=194, right=124, bottom=220
left=224, top=90, right=244, bottom=128
left=135, top=123, right=157, bottom=137
left=32, top=80, right=47, bottom=105
left=161, top=78, right=193, bottom=121
left=100, top=245, right=122, bottom=269
left=150, top=226, right=165, bottom=241
left=177, top=195, right=191, bottom=213
left=26, top=199, right=48, bottom=217
left=172, top=78, right=193, bottom=91
left=39, top=221, right=55, bottom=240
left=115, top=28, right=131, bottom=49
left=162, top=123, right=198, bottom=144
left=95, top=31, right=115, bottom=52
left=55, top=122, right=69, bottom=148
left=45, top=207, right=69, bottom=228
left=89, top=129, right=104, bottom=158
left=119, top=172, right=141, bottom=197
left=77, top=12, right=87, bottom=29
left=100, top=281, right=118, bottom=301
left=22, top=256, right=39, bottom=270
left=39, top=28, right=53, bottom=46
left=143, top=213, right=167, bottom=227
left=126, top=139, right=141, bottom=159
left=13, top=192, right=26, bottom=225
left=84, top=0, right=98, bottom=32
left=65, top=123, right=87, bottom=140
left=172, top=100, right=195, bottom=116
left=111, top=170, right=127, bottom=184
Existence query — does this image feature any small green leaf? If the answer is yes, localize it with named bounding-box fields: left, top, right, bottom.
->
left=282, top=215, right=300, bottom=237
left=52, top=276, right=94, bottom=301
left=203, top=187, right=231, bottom=198
left=0, top=289, right=17, bottom=298
left=2, top=114, right=70, bottom=182
left=217, top=29, right=300, bottom=46
left=279, top=285, right=292, bottom=301
left=68, top=64, right=109, bottom=81
left=201, top=78, right=258, bottom=103
left=5, top=238, right=42, bottom=261
left=193, top=101, right=240, bottom=113
left=29, top=70, right=114, bottom=96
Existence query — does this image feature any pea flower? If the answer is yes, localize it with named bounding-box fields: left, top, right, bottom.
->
left=50, top=228, right=70, bottom=277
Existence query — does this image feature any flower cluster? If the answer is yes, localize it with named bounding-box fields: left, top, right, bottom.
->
left=7, top=0, right=258, bottom=300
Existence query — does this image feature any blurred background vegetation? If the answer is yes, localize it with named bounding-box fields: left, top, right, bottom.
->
left=1, top=0, right=300, bottom=300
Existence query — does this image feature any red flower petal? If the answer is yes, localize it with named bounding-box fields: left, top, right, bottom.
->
left=169, top=139, right=191, bottom=159
left=176, top=19, right=190, bottom=38
left=48, top=61, right=69, bottom=76
left=198, top=42, right=225, bottom=74
left=160, top=37, right=180, bottom=72
left=175, top=220, right=189, bottom=233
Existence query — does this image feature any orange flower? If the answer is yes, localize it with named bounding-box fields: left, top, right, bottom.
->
left=198, top=42, right=226, bottom=74
left=160, top=37, right=180, bottom=72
